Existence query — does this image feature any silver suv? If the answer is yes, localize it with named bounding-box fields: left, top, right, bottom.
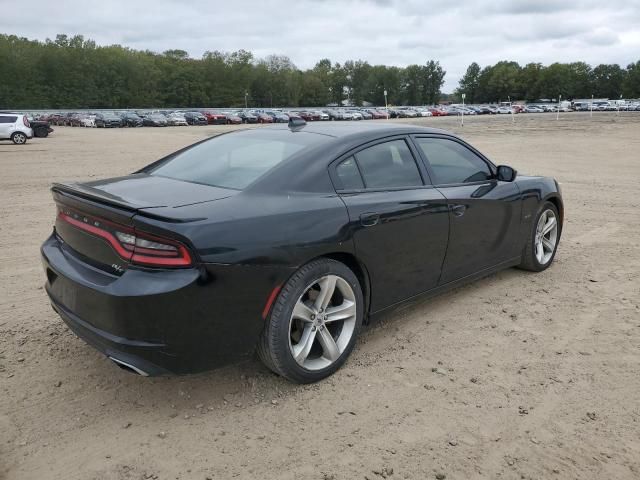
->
left=0, top=113, right=34, bottom=144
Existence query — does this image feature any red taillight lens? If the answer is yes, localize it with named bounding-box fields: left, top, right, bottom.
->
left=58, top=210, right=192, bottom=268
left=23, top=116, right=30, bottom=127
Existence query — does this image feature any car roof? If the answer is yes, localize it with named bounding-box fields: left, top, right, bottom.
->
left=241, top=122, right=461, bottom=194
left=267, top=122, right=451, bottom=141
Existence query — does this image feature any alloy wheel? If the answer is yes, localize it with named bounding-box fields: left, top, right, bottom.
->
left=288, top=275, right=357, bottom=371
left=535, top=209, right=558, bottom=265
left=12, top=133, right=26, bottom=144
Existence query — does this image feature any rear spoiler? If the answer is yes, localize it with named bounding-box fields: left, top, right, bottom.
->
left=52, top=182, right=139, bottom=212
left=51, top=183, right=202, bottom=223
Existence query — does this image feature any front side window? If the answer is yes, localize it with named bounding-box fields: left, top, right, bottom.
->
left=353, top=139, right=423, bottom=189
left=416, top=137, right=492, bottom=185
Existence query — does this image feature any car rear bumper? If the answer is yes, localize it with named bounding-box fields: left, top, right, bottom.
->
left=41, top=232, right=293, bottom=375
left=49, top=296, right=171, bottom=375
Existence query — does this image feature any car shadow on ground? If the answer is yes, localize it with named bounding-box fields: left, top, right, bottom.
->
left=57, top=266, right=527, bottom=416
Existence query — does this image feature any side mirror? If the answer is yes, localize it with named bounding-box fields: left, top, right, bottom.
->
left=497, top=165, right=517, bottom=182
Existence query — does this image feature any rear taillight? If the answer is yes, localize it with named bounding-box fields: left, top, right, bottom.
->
left=58, top=209, right=192, bottom=268
left=23, top=116, right=30, bottom=127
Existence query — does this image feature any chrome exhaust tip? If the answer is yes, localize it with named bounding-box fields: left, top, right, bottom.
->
left=109, top=356, right=149, bottom=376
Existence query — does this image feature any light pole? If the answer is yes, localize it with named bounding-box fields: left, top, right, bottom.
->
left=556, top=94, right=561, bottom=120
left=508, top=95, right=514, bottom=123
left=384, top=89, right=388, bottom=119
left=245, top=91, right=248, bottom=109
left=461, top=93, right=466, bottom=126
left=617, top=93, right=622, bottom=115
left=590, top=94, right=593, bottom=118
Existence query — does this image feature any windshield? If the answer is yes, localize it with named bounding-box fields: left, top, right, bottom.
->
left=148, top=129, right=331, bottom=190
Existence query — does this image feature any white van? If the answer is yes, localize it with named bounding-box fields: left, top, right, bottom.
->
left=0, top=113, right=34, bottom=144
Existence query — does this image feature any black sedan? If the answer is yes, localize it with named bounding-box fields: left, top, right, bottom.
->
left=143, top=113, right=168, bottom=127
left=95, top=113, right=122, bottom=128
left=236, top=111, right=258, bottom=124
left=184, top=111, right=208, bottom=125
left=41, top=122, right=563, bottom=383
left=121, top=112, right=144, bottom=127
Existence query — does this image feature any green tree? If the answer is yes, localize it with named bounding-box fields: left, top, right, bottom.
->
left=456, top=62, right=481, bottom=103
left=622, top=61, right=640, bottom=98
left=518, top=62, right=543, bottom=101
left=422, top=60, right=446, bottom=105
left=592, top=64, right=625, bottom=99
left=403, top=64, right=423, bottom=105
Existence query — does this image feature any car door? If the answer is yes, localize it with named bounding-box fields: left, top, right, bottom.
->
left=330, top=136, right=450, bottom=312
left=412, top=135, right=522, bottom=284
left=0, top=115, right=17, bottom=139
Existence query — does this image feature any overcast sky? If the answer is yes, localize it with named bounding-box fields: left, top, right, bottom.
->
left=2, top=0, right=639, bottom=91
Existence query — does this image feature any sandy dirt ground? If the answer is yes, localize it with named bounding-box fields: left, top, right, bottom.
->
left=1, top=113, right=639, bottom=480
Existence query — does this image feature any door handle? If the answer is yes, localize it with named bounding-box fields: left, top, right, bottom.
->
left=360, top=212, right=380, bottom=227
left=450, top=204, right=466, bottom=217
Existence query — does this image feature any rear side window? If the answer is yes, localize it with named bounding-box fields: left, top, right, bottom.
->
left=0, top=116, right=17, bottom=124
left=149, top=130, right=330, bottom=190
left=353, top=139, right=422, bottom=189
left=416, top=137, right=492, bottom=184
left=336, top=156, right=364, bottom=190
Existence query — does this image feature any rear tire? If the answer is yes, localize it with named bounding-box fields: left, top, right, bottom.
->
left=11, top=132, right=27, bottom=144
left=257, top=258, right=363, bottom=383
left=519, top=201, right=561, bottom=271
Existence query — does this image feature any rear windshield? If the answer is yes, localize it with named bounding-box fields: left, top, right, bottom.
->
left=148, top=129, right=330, bottom=190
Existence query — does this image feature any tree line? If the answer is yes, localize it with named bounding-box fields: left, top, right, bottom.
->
left=2, top=34, right=638, bottom=109
left=0, top=34, right=445, bottom=109
left=456, top=60, right=640, bottom=104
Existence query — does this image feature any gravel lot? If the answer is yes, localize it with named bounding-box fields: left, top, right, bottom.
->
left=1, top=113, right=639, bottom=480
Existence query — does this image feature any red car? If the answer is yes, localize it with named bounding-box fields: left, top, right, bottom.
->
left=224, top=113, right=242, bottom=125
left=285, top=112, right=303, bottom=121
left=295, top=111, right=320, bottom=121
left=254, top=112, right=274, bottom=124
left=46, top=114, right=66, bottom=126
left=202, top=111, right=227, bottom=125
left=428, top=108, right=447, bottom=117
left=366, top=109, right=388, bottom=119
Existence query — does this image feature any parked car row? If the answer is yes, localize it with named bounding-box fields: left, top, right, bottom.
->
left=28, top=100, right=640, bottom=134
left=437, top=101, right=640, bottom=115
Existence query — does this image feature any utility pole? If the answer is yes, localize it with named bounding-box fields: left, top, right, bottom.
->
left=384, top=90, right=388, bottom=119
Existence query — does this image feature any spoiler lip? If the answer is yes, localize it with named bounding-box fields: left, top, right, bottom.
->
left=51, top=183, right=208, bottom=223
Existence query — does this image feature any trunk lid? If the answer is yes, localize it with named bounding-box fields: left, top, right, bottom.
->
left=52, top=174, right=236, bottom=274
left=57, top=173, right=235, bottom=210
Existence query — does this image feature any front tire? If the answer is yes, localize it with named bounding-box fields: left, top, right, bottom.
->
left=257, top=258, right=363, bottom=383
left=519, top=201, right=561, bottom=271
